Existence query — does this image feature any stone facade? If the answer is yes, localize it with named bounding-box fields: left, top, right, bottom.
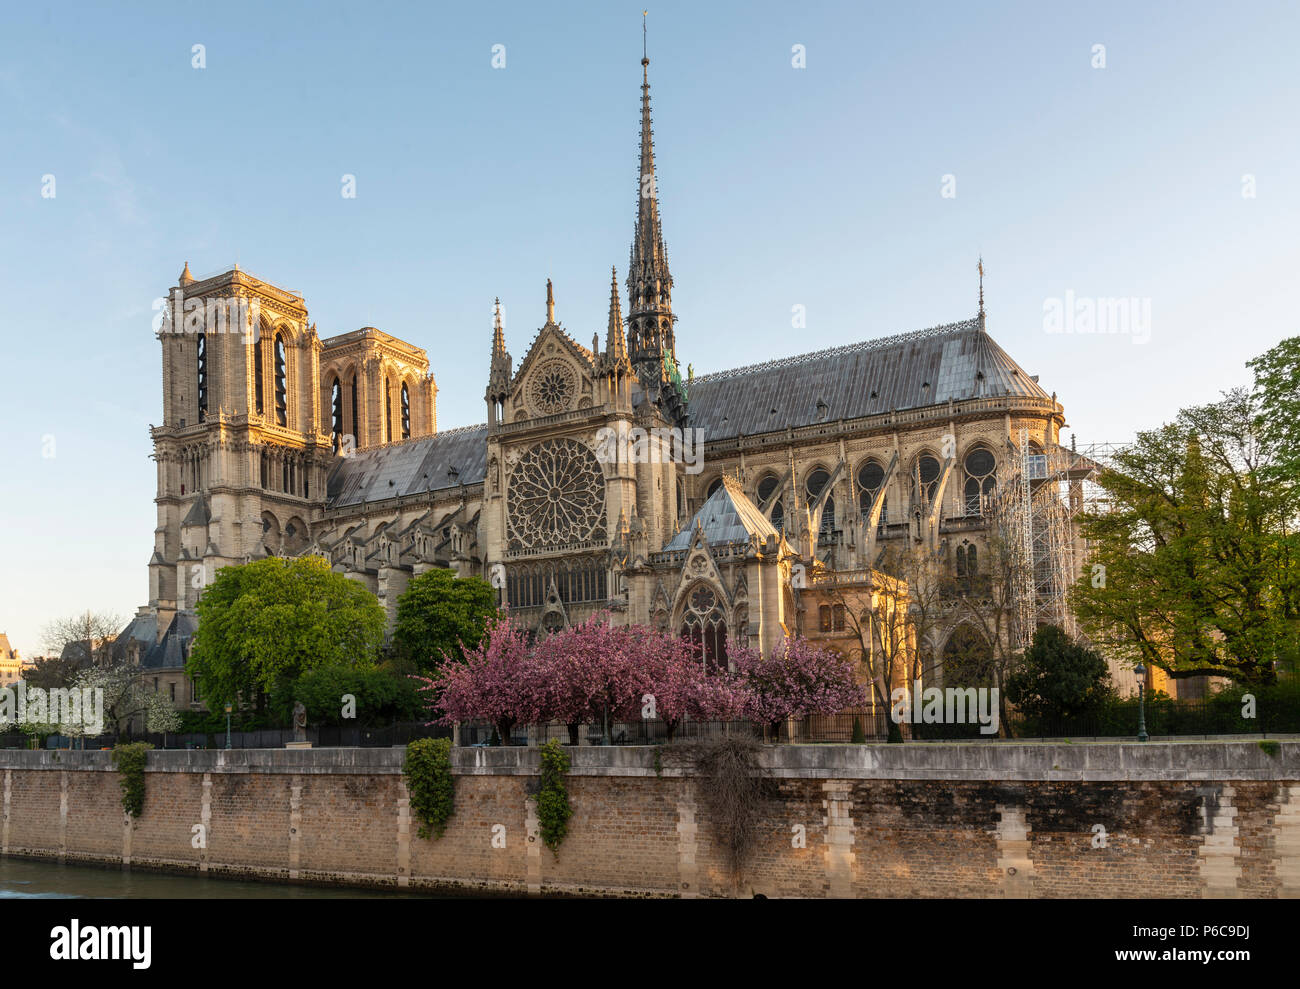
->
left=122, top=56, right=1090, bottom=696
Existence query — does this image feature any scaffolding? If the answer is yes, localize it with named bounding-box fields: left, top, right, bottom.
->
left=992, top=429, right=1100, bottom=651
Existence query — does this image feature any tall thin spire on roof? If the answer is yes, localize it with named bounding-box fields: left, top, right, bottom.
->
left=492, top=297, right=506, bottom=360
left=626, top=15, right=681, bottom=405
left=977, top=255, right=986, bottom=328
left=486, top=297, right=512, bottom=419
left=606, top=265, right=628, bottom=363
left=545, top=278, right=556, bottom=325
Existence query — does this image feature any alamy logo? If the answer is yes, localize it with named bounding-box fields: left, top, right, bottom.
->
left=153, top=288, right=261, bottom=343
left=49, top=920, right=151, bottom=969
left=1042, top=291, right=1150, bottom=344
left=0, top=684, right=104, bottom=735
left=890, top=681, right=1000, bottom=735
left=594, top=422, right=704, bottom=474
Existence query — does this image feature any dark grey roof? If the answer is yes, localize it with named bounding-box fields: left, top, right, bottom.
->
left=686, top=318, right=1050, bottom=441
left=140, top=612, right=197, bottom=670
left=181, top=496, right=210, bottom=527
left=326, top=424, right=489, bottom=509
left=665, top=476, right=776, bottom=551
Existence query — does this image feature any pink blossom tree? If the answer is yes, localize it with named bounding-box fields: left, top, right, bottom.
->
left=533, top=615, right=648, bottom=743
left=635, top=630, right=746, bottom=741
left=730, top=635, right=867, bottom=739
left=419, top=612, right=543, bottom=744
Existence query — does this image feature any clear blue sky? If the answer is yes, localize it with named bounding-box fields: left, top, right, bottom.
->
left=2, top=0, right=1297, bottom=657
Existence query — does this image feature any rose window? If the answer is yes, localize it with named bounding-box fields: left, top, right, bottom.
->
left=507, top=438, right=607, bottom=551
left=530, top=360, right=577, bottom=416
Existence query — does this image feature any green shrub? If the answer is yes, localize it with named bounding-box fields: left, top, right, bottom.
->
left=111, top=742, right=152, bottom=818
left=1258, top=739, right=1280, bottom=759
left=404, top=738, right=455, bottom=839
left=537, top=739, right=572, bottom=857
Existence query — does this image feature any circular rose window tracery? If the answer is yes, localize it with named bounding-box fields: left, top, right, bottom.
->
left=530, top=360, right=577, bottom=416
left=507, top=438, right=606, bottom=552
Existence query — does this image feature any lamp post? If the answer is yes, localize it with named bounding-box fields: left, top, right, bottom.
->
left=1134, top=663, right=1148, bottom=742
left=224, top=704, right=232, bottom=750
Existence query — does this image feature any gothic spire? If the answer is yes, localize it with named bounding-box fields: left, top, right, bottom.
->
left=545, top=278, right=556, bottom=325
left=486, top=297, right=512, bottom=405
left=492, top=297, right=506, bottom=360
left=626, top=48, right=679, bottom=399
left=605, top=265, right=628, bottom=365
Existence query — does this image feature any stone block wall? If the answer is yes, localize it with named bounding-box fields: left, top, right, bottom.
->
left=0, top=742, right=1296, bottom=898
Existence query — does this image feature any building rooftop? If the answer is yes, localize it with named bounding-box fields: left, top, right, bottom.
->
left=686, top=317, right=1051, bottom=441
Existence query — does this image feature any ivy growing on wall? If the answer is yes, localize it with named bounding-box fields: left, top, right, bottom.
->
left=537, top=739, right=572, bottom=857
left=111, top=742, right=153, bottom=819
left=404, top=738, right=455, bottom=839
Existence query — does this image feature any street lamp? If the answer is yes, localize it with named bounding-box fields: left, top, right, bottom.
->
left=1134, top=663, right=1148, bottom=742
left=224, top=704, right=233, bottom=750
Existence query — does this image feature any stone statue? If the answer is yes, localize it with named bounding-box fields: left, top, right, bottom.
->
left=292, top=701, right=307, bottom=743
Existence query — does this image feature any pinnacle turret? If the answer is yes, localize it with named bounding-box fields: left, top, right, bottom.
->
left=605, top=265, right=628, bottom=365
left=486, top=297, right=512, bottom=407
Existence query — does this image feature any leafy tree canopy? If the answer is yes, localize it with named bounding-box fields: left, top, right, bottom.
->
left=392, top=567, right=498, bottom=673
left=1074, top=384, right=1299, bottom=684
left=1005, top=625, right=1111, bottom=725
left=268, top=667, right=425, bottom=728
left=189, top=556, right=386, bottom=708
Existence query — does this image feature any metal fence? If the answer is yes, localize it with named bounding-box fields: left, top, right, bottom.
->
left=0, top=722, right=452, bottom=751
left=2, top=697, right=1293, bottom=751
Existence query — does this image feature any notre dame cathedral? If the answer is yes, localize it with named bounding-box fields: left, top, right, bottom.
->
left=116, top=55, right=1082, bottom=708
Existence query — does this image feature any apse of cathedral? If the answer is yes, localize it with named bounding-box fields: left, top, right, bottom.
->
left=122, top=53, right=1075, bottom=693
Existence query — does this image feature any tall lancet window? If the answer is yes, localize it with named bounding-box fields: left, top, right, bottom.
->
left=274, top=333, right=287, bottom=426
left=330, top=377, right=343, bottom=453
left=385, top=378, right=393, bottom=442
left=400, top=382, right=411, bottom=439
left=253, top=338, right=264, bottom=414
left=350, top=377, right=359, bottom=444
left=196, top=332, right=208, bottom=422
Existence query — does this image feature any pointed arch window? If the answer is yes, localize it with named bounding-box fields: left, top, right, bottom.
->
left=350, top=377, right=359, bottom=444
left=757, top=473, right=784, bottom=534
left=385, top=378, right=393, bottom=442
left=806, top=467, right=835, bottom=539
left=963, top=447, right=997, bottom=516
left=196, top=333, right=208, bottom=422
left=330, top=377, right=343, bottom=453
left=274, top=333, right=287, bottom=426
left=401, top=382, right=411, bottom=439
left=254, top=338, right=264, bottom=415
left=857, top=459, right=889, bottom=530
left=680, top=583, right=728, bottom=671
left=911, top=454, right=941, bottom=509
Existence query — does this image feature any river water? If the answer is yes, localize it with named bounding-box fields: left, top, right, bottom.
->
left=0, top=857, right=434, bottom=898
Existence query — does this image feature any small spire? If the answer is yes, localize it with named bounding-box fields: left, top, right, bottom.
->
left=492, top=297, right=506, bottom=359
left=605, top=265, right=628, bottom=363
left=179, top=261, right=194, bottom=286
left=546, top=279, right=555, bottom=324
left=977, top=255, right=985, bottom=320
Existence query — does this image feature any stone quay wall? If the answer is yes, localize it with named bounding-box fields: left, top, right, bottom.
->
left=0, top=742, right=1297, bottom=898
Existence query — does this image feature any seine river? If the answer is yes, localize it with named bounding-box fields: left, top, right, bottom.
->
left=0, top=857, right=436, bottom=898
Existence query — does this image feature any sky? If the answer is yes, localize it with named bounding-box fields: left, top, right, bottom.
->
left=1, top=0, right=1297, bottom=657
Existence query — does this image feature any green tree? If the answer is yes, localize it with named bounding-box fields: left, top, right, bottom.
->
left=268, top=667, right=425, bottom=728
left=1075, top=386, right=1298, bottom=684
left=189, top=556, right=386, bottom=709
left=392, top=567, right=498, bottom=673
left=1005, top=625, right=1110, bottom=728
